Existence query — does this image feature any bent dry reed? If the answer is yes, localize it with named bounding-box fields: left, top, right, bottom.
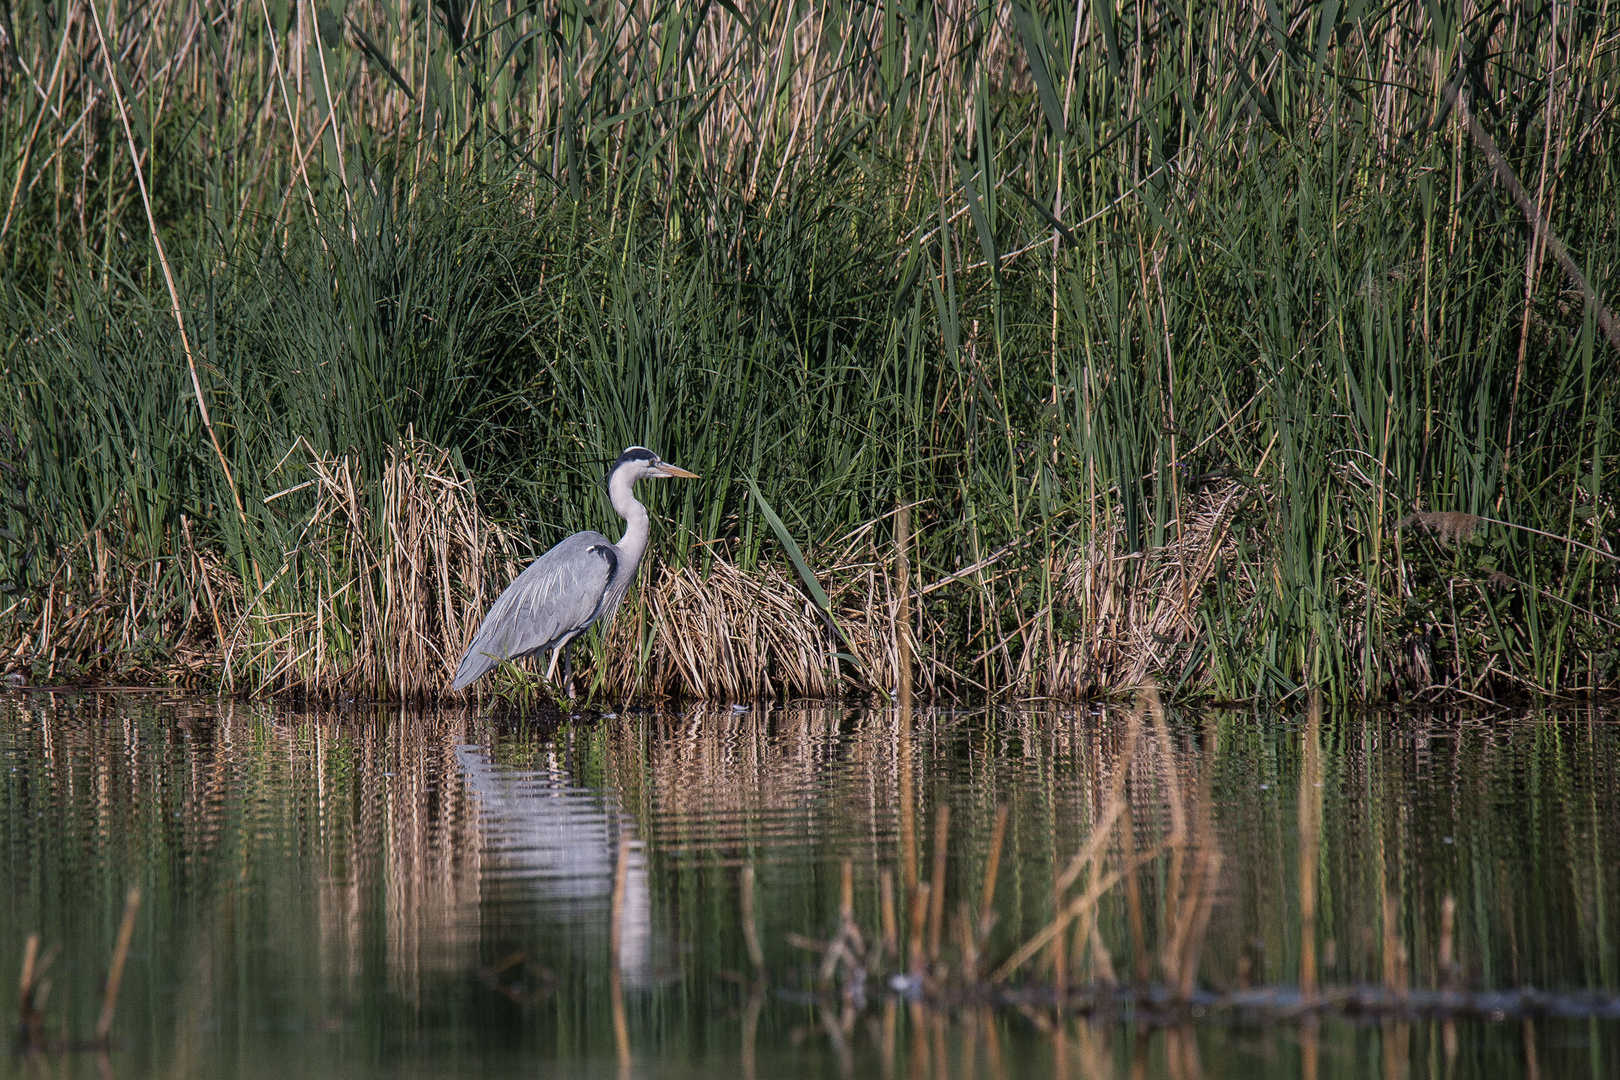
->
left=1, top=0, right=1617, bottom=701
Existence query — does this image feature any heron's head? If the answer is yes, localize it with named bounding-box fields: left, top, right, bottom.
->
left=609, top=446, right=699, bottom=484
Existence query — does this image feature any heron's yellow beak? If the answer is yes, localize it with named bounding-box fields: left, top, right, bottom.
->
left=656, top=462, right=699, bottom=479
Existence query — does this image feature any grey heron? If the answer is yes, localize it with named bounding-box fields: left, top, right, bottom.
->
left=451, top=446, right=698, bottom=693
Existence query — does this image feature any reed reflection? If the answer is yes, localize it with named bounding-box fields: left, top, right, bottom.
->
left=1, top=695, right=1617, bottom=1079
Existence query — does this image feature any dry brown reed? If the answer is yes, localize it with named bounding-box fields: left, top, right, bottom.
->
left=896, top=503, right=913, bottom=711
left=610, top=834, right=633, bottom=1080
left=978, top=804, right=1008, bottom=945
left=1438, top=893, right=1457, bottom=995
left=233, top=433, right=522, bottom=697
left=95, top=886, right=141, bottom=1045
left=15, top=932, right=53, bottom=1050
left=741, top=864, right=766, bottom=978
left=879, top=868, right=899, bottom=962
left=1299, top=693, right=1323, bottom=1001
left=928, top=805, right=951, bottom=963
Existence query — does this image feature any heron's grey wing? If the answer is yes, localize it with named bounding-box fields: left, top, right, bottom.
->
left=451, top=532, right=617, bottom=690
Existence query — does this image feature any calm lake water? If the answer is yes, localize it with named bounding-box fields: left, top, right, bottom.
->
left=2, top=694, right=1617, bottom=1078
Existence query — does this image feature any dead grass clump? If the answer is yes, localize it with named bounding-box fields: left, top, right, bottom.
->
left=1042, top=481, right=1251, bottom=696
left=231, top=433, right=522, bottom=697
left=2, top=458, right=1269, bottom=702
left=627, top=555, right=844, bottom=700
left=601, top=511, right=974, bottom=701
left=1, top=519, right=242, bottom=689
left=596, top=484, right=1254, bottom=703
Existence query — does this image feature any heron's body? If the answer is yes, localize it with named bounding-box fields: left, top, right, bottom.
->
left=451, top=447, right=696, bottom=693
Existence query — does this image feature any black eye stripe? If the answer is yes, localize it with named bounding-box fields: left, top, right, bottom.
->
left=606, top=446, right=662, bottom=482
left=612, top=447, right=658, bottom=469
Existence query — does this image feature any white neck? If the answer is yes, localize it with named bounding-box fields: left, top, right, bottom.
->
left=608, top=465, right=651, bottom=568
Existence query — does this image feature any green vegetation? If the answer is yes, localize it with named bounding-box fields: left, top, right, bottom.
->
left=1, top=0, right=1616, bottom=700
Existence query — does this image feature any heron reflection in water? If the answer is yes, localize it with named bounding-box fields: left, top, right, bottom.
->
left=452, top=447, right=697, bottom=696
left=455, top=743, right=659, bottom=987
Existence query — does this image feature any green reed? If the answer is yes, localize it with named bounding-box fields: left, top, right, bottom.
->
left=0, top=0, right=1616, bottom=699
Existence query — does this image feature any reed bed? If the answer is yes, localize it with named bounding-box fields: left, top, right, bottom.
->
left=2, top=0, right=1618, bottom=701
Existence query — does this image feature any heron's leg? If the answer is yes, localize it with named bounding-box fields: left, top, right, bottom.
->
left=563, top=643, right=576, bottom=700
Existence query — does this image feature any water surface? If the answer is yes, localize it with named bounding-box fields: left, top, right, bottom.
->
left=2, top=695, right=1616, bottom=1078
